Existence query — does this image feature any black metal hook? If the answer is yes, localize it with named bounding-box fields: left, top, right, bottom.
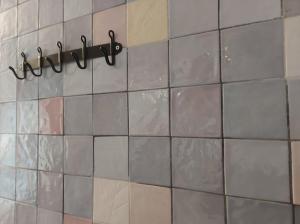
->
left=25, top=47, right=43, bottom=77
left=71, top=35, right=87, bottom=69
left=46, top=41, right=63, bottom=73
left=100, top=30, right=119, bottom=66
left=8, top=52, right=27, bottom=80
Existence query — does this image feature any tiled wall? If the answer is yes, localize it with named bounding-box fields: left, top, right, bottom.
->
left=0, top=0, right=299, bottom=224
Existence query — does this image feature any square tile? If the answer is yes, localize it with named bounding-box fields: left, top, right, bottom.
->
left=292, top=142, right=300, bottom=204
left=39, top=0, right=63, bottom=28
left=0, top=198, right=15, bottom=224
left=16, top=75, right=38, bottom=101
left=93, top=178, right=129, bottom=224
left=288, top=79, right=300, bottom=139
left=225, top=139, right=290, bottom=202
left=0, top=38, right=17, bottom=73
left=220, top=0, right=281, bottom=28
left=129, top=137, right=170, bottom=186
left=0, top=166, right=15, bottom=200
left=226, top=197, right=293, bottom=224
left=284, top=0, right=300, bottom=17
left=17, top=31, right=38, bottom=63
left=39, top=97, right=63, bottom=135
left=130, top=183, right=171, bottom=224
left=38, top=135, right=63, bottom=172
left=39, top=68, right=63, bottom=99
left=37, top=208, right=63, bottom=224
left=38, top=171, right=63, bottom=212
left=170, top=0, right=218, bottom=38
left=18, top=0, right=38, bottom=35
left=64, top=0, right=92, bottom=21
left=15, top=203, right=36, bottom=224
left=128, top=41, right=168, bottom=91
left=296, top=206, right=300, bottom=223
left=17, top=100, right=38, bottom=134
left=64, top=175, right=93, bottom=219
left=129, top=89, right=169, bottom=136
left=38, top=24, right=63, bottom=55
left=173, top=189, right=225, bottom=224
left=223, top=79, right=288, bottom=139
left=0, top=7, right=17, bottom=40
left=0, top=134, right=15, bottom=167
left=0, top=102, right=16, bottom=134
left=172, top=138, right=223, bottom=193
left=93, top=93, right=128, bottom=135
left=0, top=70, right=16, bottom=103
left=94, top=137, right=128, bottom=180
left=170, top=31, right=219, bottom=87
left=64, top=215, right=92, bottom=224
left=64, top=95, right=93, bottom=135
left=16, top=169, right=37, bottom=204
left=64, top=136, right=93, bottom=176
left=93, top=0, right=125, bottom=12
left=0, top=0, right=17, bottom=12
left=16, top=135, right=37, bottom=169
left=221, top=20, right=284, bottom=82
left=127, top=0, right=168, bottom=46
left=171, top=85, right=221, bottom=137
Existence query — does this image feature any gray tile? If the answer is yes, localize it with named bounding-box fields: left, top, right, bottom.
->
left=0, top=0, right=17, bottom=12
left=0, top=198, right=15, bottom=224
left=225, top=139, right=290, bottom=202
left=0, top=134, right=15, bottom=167
left=288, top=79, right=300, bottom=139
left=171, top=85, right=221, bottom=137
left=17, top=31, right=38, bottom=64
left=130, top=137, right=170, bottom=186
left=226, top=197, right=293, bottom=224
left=64, top=95, right=93, bottom=135
left=128, top=41, right=168, bottom=91
left=221, top=20, right=284, bottom=82
left=39, top=68, right=63, bottom=99
left=16, top=169, right=37, bottom=205
left=37, top=171, right=63, bottom=212
left=172, top=138, right=223, bottom=193
left=170, top=0, right=218, bottom=38
left=16, top=135, right=38, bottom=169
left=38, top=24, right=63, bottom=55
left=0, top=166, right=15, bottom=200
left=64, top=136, right=93, bottom=176
left=64, top=175, right=93, bottom=219
left=173, top=188, right=225, bottom=224
left=284, top=0, right=300, bottom=17
left=94, top=136, right=128, bottom=180
left=129, top=89, right=169, bottom=136
left=15, top=203, right=36, bottom=224
left=0, top=38, right=17, bottom=73
left=0, top=7, right=17, bottom=41
left=220, top=0, right=281, bottom=28
left=93, top=0, right=125, bottom=12
left=16, top=75, right=38, bottom=101
left=17, top=100, right=38, bottom=134
left=18, top=0, right=38, bottom=35
left=296, top=206, right=300, bottom=224
left=0, top=70, right=16, bottom=103
left=64, top=0, right=92, bottom=21
left=39, top=0, right=63, bottom=28
left=0, top=102, right=16, bottom=134
left=37, top=208, right=63, bottom=224
left=223, top=79, right=288, bottom=139
left=93, top=93, right=128, bottom=135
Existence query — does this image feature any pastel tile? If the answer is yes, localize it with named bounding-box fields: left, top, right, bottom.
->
left=284, top=0, right=300, bottom=17
left=173, top=189, right=225, bottom=224
left=0, top=7, right=17, bottom=41
left=0, top=198, right=15, bottom=224
left=128, top=41, right=168, bottom=91
left=93, top=178, right=129, bottom=224
left=0, top=134, right=15, bottom=167
left=93, top=0, right=124, bottom=12
left=94, top=137, right=128, bottom=180
left=39, top=97, right=63, bottom=135
left=18, top=0, right=38, bottom=35
left=225, top=139, right=290, bottom=202
left=37, top=208, right=63, bottom=224
left=0, top=0, right=17, bottom=12
left=17, top=100, right=38, bottom=134
left=17, top=31, right=38, bottom=63
left=0, top=38, right=17, bottom=73
left=15, top=203, right=36, bottom=224
left=288, top=79, right=300, bottom=139
left=0, top=70, right=16, bottom=103
left=223, top=79, right=288, bottom=139
left=170, top=0, right=218, bottom=38
left=93, top=93, right=128, bottom=135
left=16, top=75, right=38, bottom=101
left=16, top=135, right=37, bottom=169
left=226, top=197, right=293, bottom=224
left=64, top=95, right=93, bottom=135
left=0, top=102, right=16, bottom=134
left=129, top=137, right=170, bottom=186
left=292, top=142, right=300, bottom=204
left=129, top=89, right=169, bottom=136
left=39, top=0, right=63, bottom=28
left=64, top=215, right=92, bottom=224
left=64, top=0, right=92, bottom=21
left=38, top=23, right=63, bottom=55
left=16, top=169, right=37, bottom=204
left=39, top=68, right=63, bottom=99
left=172, top=138, right=223, bottom=193
left=171, top=85, right=221, bottom=137
left=222, top=20, right=284, bottom=82
left=0, top=166, right=15, bottom=200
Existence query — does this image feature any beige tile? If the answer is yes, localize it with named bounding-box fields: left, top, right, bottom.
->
left=64, top=214, right=91, bottom=224
left=130, top=183, right=171, bottom=224
left=292, top=142, right=300, bottom=205
left=93, top=178, right=129, bottom=224
left=93, top=5, right=127, bottom=46
left=127, top=0, right=168, bottom=47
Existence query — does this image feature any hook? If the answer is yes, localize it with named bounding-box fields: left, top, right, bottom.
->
left=25, top=47, right=43, bottom=77
left=71, top=35, right=87, bottom=69
left=46, top=41, right=63, bottom=73
left=100, top=30, right=118, bottom=66
left=8, top=52, right=27, bottom=80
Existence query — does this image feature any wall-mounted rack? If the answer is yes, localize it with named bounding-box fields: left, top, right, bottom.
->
left=9, top=30, right=123, bottom=80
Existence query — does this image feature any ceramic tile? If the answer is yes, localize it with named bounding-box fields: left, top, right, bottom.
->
left=0, top=7, right=17, bottom=41
left=173, top=188, right=225, bottom=224
left=220, top=0, right=281, bottom=28
left=284, top=0, right=300, bottom=17
left=225, top=139, right=290, bottom=202
left=64, top=215, right=92, bottom=224
left=130, top=183, right=171, bottom=224
left=0, top=0, right=17, bottom=12
left=0, top=134, right=15, bottom=167
left=0, top=198, right=15, bottom=224
left=170, top=0, right=218, bottom=38
left=0, top=38, right=17, bottom=73
left=38, top=171, right=63, bottom=212
left=94, top=136, right=128, bottom=180
left=37, top=208, right=63, bottom=224
left=128, top=41, right=168, bottom=91
left=17, top=30, right=38, bottom=64
left=226, top=197, right=293, bottom=224
left=172, top=138, right=223, bottom=193
left=39, top=135, right=63, bottom=173
left=127, top=0, right=167, bottom=47
left=221, top=20, right=284, bottom=82
left=17, top=100, right=38, bottom=134
left=64, top=136, right=93, bottom=176
left=93, top=178, right=129, bottom=224
left=16, top=169, right=37, bottom=204
left=39, top=68, right=63, bottom=99
left=16, top=74, right=38, bottom=101
left=129, top=89, right=169, bottom=136
left=18, top=0, right=38, bottom=35
left=39, top=97, right=63, bottom=135
left=292, top=142, right=300, bottom=204
left=15, top=203, right=36, bottom=224
left=64, top=175, right=93, bottom=219
left=288, top=79, right=300, bottom=139
left=0, top=166, right=15, bottom=200
left=16, top=135, right=37, bottom=170
left=0, top=102, right=16, bottom=134
left=93, top=93, right=128, bottom=135
left=64, top=95, right=93, bottom=135
left=38, top=24, right=63, bottom=55
left=64, top=0, right=92, bottom=21
left=171, top=85, right=221, bottom=137
left=0, top=70, right=16, bottom=103
left=39, top=0, right=63, bottom=28
left=296, top=206, right=300, bottom=223
left=93, top=0, right=124, bottom=12
left=129, top=137, right=170, bottom=186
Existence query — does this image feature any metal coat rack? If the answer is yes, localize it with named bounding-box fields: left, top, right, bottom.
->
left=9, top=30, right=123, bottom=80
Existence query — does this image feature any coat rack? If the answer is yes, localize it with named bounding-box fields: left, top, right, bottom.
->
left=8, top=30, right=122, bottom=80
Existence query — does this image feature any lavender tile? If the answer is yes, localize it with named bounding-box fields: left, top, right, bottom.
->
left=0, top=134, right=15, bottom=167
left=16, top=203, right=36, bottom=224
left=0, top=198, right=15, bottom=224
left=64, top=0, right=92, bottom=21
left=284, top=0, right=300, bottom=17
left=37, top=208, right=63, bottom=224
left=39, top=0, right=63, bottom=28
left=39, top=68, right=63, bottom=99
left=0, top=7, right=17, bottom=41
left=93, top=0, right=125, bottom=12
left=0, top=38, right=17, bottom=73
left=38, top=24, right=63, bottom=55
left=0, top=102, right=16, bottom=134
left=0, top=166, right=15, bottom=200
left=17, top=100, right=38, bottom=134
left=16, top=169, right=37, bottom=204
left=18, top=0, right=38, bottom=35
left=288, top=79, right=300, bottom=139
left=16, top=135, right=38, bottom=169
left=0, top=70, right=16, bottom=103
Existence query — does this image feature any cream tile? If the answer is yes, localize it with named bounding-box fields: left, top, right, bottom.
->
left=292, top=142, right=300, bottom=205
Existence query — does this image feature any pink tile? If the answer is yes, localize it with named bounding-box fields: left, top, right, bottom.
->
left=39, top=97, right=63, bottom=135
left=64, top=214, right=92, bottom=224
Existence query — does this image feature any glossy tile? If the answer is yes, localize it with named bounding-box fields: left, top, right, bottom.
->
left=39, top=0, right=63, bottom=28
left=64, top=215, right=92, bottom=224
left=129, top=137, right=170, bottom=186
left=64, top=0, right=92, bottom=21
left=173, top=188, right=225, bottom=224
left=93, top=0, right=125, bottom=12
left=292, top=142, right=300, bottom=204
left=172, top=138, right=223, bottom=193
left=284, top=0, right=300, bottom=17
left=16, top=74, right=38, bottom=101
left=0, top=70, right=16, bottom=103
left=0, top=198, right=15, bottom=224
left=37, top=208, right=63, bottom=224
left=0, top=134, right=15, bottom=167
left=171, top=85, right=221, bottom=137
left=17, top=100, right=38, bottom=134
left=15, top=203, right=36, bottom=224
left=38, top=23, right=63, bottom=55
left=18, top=0, right=38, bottom=35
left=0, top=102, right=16, bottom=134
left=17, top=30, right=38, bottom=64
left=39, top=68, right=63, bottom=99
left=16, top=169, right=37, bottom=204
left=0, top=166, right=15, bottom=200
left=0, top=38, right=17, bottom=73
left=288, top=79, right=300, bottom=139
left=0, top=0, right=17, bottom=12
left=16, top=135, right=37, bottom=169
left=129, top=89, right=169, bottom=136
left=0, top=7, right=17, bottom=41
